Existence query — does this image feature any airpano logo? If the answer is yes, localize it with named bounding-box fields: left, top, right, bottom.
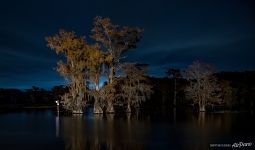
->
left=210, top=142, right=253, bottom=149
left=232, top=142, right=252, bottom=148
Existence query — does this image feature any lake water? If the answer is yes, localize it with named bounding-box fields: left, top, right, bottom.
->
left=0, top=109, right=254, bottom=150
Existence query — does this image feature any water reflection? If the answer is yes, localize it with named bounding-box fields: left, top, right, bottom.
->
left=197, top=112, right=205, bottom=127
left=50, top=111, right=255, bottom=150
left=60, top=114, right=86, bottom=150
left=0, top=109, right=254, bottom=150
left=192, top=112, right=233, bottom=131
left=173, top=108, right=176, bottom=125
left=59, top=113, right=150, bottom=150
left=56, top=115, right=59, bottom=137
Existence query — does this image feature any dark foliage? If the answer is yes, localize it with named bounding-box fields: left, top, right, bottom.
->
left=0, top=71, right=254, bottom=112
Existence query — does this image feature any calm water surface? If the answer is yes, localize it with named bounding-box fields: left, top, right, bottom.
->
left=0, top=109, right=254, bottom=150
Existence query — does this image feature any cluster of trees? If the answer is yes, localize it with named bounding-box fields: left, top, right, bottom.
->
left=46, top=16, right=152, bottom=114
left=164, top=61, right=255, bottom=112
left=1, top=18, right=252, bottom=113
left=45, top=14, right=254, bottom=113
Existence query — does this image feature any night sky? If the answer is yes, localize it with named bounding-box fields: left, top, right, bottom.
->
left=0, top=0, right=255, bottom=89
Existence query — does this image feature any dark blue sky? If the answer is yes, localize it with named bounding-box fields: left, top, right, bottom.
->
left=0, top=0, right=255, bottom=89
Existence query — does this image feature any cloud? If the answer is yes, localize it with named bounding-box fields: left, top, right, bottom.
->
left=0, top=47, right=54, bottom=64
left=125, top=33, right=255, bottom=73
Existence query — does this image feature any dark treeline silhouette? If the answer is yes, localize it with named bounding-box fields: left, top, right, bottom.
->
left=142, top=71, right=255, bottom=111
left=0, top=85, right=67, bottom=110
left=216, top=71, right=255, bottom=111
left=0, top=71, right=254, bottom=112
left=144, top=71, right=255, bottom=112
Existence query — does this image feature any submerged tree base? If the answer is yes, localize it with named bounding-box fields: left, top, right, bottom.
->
left=126, top=104, right=131, bottom=113
left=93, top=105, right=103, bottom=114
left=72, top=110, right=83, bottom=114
left=106, top=104, right=115, bottom=114
left=199, top=105, right=206, bottom=112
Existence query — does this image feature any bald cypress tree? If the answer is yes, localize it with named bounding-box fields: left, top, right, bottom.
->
left=185, top=61, right=222, bottom=112
left=86, top=46, right=106, bottom=113
left=91, top=16, right=143, bottom=113
left=46, top=30, right=90, bottom=113
left=119, top=63, right=152, bottom=113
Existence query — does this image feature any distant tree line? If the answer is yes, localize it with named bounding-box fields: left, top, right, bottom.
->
left=0, top=71, right=254, bottom=112
left=0, top=86, right=55, bottom=109
left=147, top=69, right=255, bottom=112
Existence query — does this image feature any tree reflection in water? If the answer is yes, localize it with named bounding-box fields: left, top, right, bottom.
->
left=186, top=112, right=234, bottom=150
left=60, top=114, right=86, bottom=150
left=59, top=113, right=150, bottom=150
left=55, top=111, right=254, bottom=150
left=194, top=112, right=232, bottom=130
left=55, top=115, right=59, bottom=137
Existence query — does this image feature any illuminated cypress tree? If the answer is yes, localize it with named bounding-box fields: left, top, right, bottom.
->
left=119, top=63, right=152, bottom=112
left=46, top=30, right=90, bottom=113
left=91, top=16, right=143, bottom=113
left=185, top=61, right=222, bottom=112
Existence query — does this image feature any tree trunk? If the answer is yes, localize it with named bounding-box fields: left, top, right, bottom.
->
left=109, top=66, right=114, bottom=84
left=93, top=99, right=103, bottom=114
left=93, top=104, right=103, bottom=114
left=72, top=91, right=83, bottom=114
left=73, top=109, right=83, bottom=114
left=73, top=95, right=83, bottom=114
left=126, top=103, right=131, bottom=113
left=173, top=78, right=177, bottom=106
left=93, top=83, right=103, bottom=114
left=106, top=102, right=115, bottom=113
left=199, top=104, right=205, bottom=112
